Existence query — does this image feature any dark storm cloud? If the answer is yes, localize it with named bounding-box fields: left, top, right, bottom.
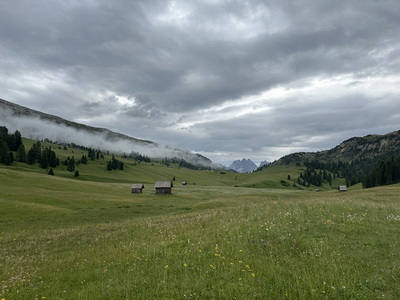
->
left=1, top=0, right=400, bottom=165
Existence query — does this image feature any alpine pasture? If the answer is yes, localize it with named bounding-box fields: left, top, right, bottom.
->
left=1, top=141, right=400, bottom=299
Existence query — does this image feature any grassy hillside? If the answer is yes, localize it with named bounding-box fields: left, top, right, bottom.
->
left=1, top=159, right=400, bottom=299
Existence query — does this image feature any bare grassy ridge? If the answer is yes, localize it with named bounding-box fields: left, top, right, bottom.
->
left=1, top=164, right=400, bottom=299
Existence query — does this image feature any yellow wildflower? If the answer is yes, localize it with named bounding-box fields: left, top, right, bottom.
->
left=164, top=265, right=169, bottom=269
left=183, top=263, right=188, bottom=267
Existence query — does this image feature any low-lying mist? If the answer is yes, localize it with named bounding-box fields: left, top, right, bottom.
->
left=1, top=107, right=212, bottom=167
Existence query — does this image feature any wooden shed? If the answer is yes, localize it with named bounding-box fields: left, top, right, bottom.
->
left=338, top=185, right=347, bottom=192
left=155, top=181, right=173, bottom=194
left=131, top=184, right=145, bottom=194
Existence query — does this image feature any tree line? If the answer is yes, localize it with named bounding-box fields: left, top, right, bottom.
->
left=362, top=156, right=400, bottom=188
left=0, top=126, right=23, bottom=165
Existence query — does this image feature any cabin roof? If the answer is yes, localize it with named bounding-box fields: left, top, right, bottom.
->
left=155, top=181, right=173, bottom=188
left=131, top=184, right=144, bottom=189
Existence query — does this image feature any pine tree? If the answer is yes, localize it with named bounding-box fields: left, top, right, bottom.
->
left=81, top=154, right=88, bottom=164
left=0, top=140, right=11, bottom=165
left=39, top=151, right=49, bottom=169
left=27, top=148, right=37, bottom=165
left=67, top=156, right=75, bottom=172
left=16, top=143, right=27, bottom=163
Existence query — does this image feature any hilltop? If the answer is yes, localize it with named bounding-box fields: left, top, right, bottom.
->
left=268, top=130, right=400, bottom=188
left=277, top=130, right=400, bottom=165
left=0, top=98, right=213, bottom=167
left=2, top=98, right=400, bottom=189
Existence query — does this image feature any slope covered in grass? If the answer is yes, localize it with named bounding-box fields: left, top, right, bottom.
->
left=1, top=163, right=400, bottom=299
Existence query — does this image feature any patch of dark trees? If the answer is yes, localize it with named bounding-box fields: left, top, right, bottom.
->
left=298, top=158, right=377, bottom=188
left=297, top=165, right=333, bottom=188
left=297, top=157, right=400, bottom=189
left=362, top=156, right=400, bottom=188
left=1, top=126, right=128, bottom=175
left=162, top=157, right=212, bottom=170
left=0, top=126, right=23, bottom=165
left=107, top=155, right=124, bottom=171
left=123, top=151, right=151, bottom=163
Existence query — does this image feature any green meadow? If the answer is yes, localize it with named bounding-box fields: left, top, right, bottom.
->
left=1, top=143, right=400, bottom=299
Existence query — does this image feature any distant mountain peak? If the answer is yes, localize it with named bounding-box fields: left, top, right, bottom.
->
left=228, top=158, right=257, bottom=173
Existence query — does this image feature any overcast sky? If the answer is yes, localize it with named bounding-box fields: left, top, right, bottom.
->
left=1, top=1, right=400, bottom=166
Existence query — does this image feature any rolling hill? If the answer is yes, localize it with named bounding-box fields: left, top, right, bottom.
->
left=277, top=130, right=400, bottom=165
left=0, top=98, right=213, bottom=167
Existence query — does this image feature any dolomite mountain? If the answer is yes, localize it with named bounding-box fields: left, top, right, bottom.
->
left=228, top=158, right=257, bottom=173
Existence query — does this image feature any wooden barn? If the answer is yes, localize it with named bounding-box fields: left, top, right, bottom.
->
left=155, top=181, right=173, bottom=194
left=131, top=184, right=145, bottom=194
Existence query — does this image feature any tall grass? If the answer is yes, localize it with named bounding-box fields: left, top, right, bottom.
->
left=1, top=166, right=400, bottom=299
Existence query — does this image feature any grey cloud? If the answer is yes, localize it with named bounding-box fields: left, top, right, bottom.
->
left=1, top=0, right=400, bottom=165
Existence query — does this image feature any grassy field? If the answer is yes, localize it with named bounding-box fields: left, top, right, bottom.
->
left=1, top=142, right=399, bottom=299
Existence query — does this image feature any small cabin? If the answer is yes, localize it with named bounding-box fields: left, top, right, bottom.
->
left=131, top=184, right=145, bottom=194
left=155, top=181, right=173, bottom=194
left=338, top=185, right=347, bottom=192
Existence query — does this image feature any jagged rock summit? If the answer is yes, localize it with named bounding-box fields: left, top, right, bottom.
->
left=228, top=158, right=257, bottom=173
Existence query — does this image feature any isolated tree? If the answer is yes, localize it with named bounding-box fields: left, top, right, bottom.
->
left=16, top=143, right=27, bottom=163
left=88, top=148, right=96, bottom=160
left=0, top=140, right=11, bottom=165
left=81, top=154, right=88, bottom=164
left=27, top=147, right=37, bottom=165
left=48, top=168, right=54, bottom=176
left=39, top=152, right=49, bottom=169
left=74, top=170, right=79, bottom=177
left=67, top=156, right=75, bottom=172
left=13, top=130, right=22, bottom=151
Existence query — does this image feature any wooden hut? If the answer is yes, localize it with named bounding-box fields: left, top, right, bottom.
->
left=155, top=181, right=173, bottom=194
left=338, top=185, right=347, bottom=192
left=131, top=184, right=145, bottom=194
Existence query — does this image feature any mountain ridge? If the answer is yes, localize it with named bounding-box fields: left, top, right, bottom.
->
left=0, top=98, right=213, bottom=167
left=276, top=130, right=400, bottom=166
left=228, top=158, right=257, bottom=173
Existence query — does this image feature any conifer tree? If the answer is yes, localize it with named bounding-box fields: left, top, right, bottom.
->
left=27, top=147, right=37, bottom=165
left=16, top=143, right=27, bottom=163
left=0, top=140, right=11, bottom=165
left=67, top=156, right=75, bottom=172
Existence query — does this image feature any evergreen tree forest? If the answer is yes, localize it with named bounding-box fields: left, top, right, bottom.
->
left=362, top=156, right=400, bottom=188
left=1, top=126, right=146, bottom=174
left=297, top=158, right=379, bottom=188
left=107, top=155, right=124, bottom=171
left=0, top=126, right=23, bottom=165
